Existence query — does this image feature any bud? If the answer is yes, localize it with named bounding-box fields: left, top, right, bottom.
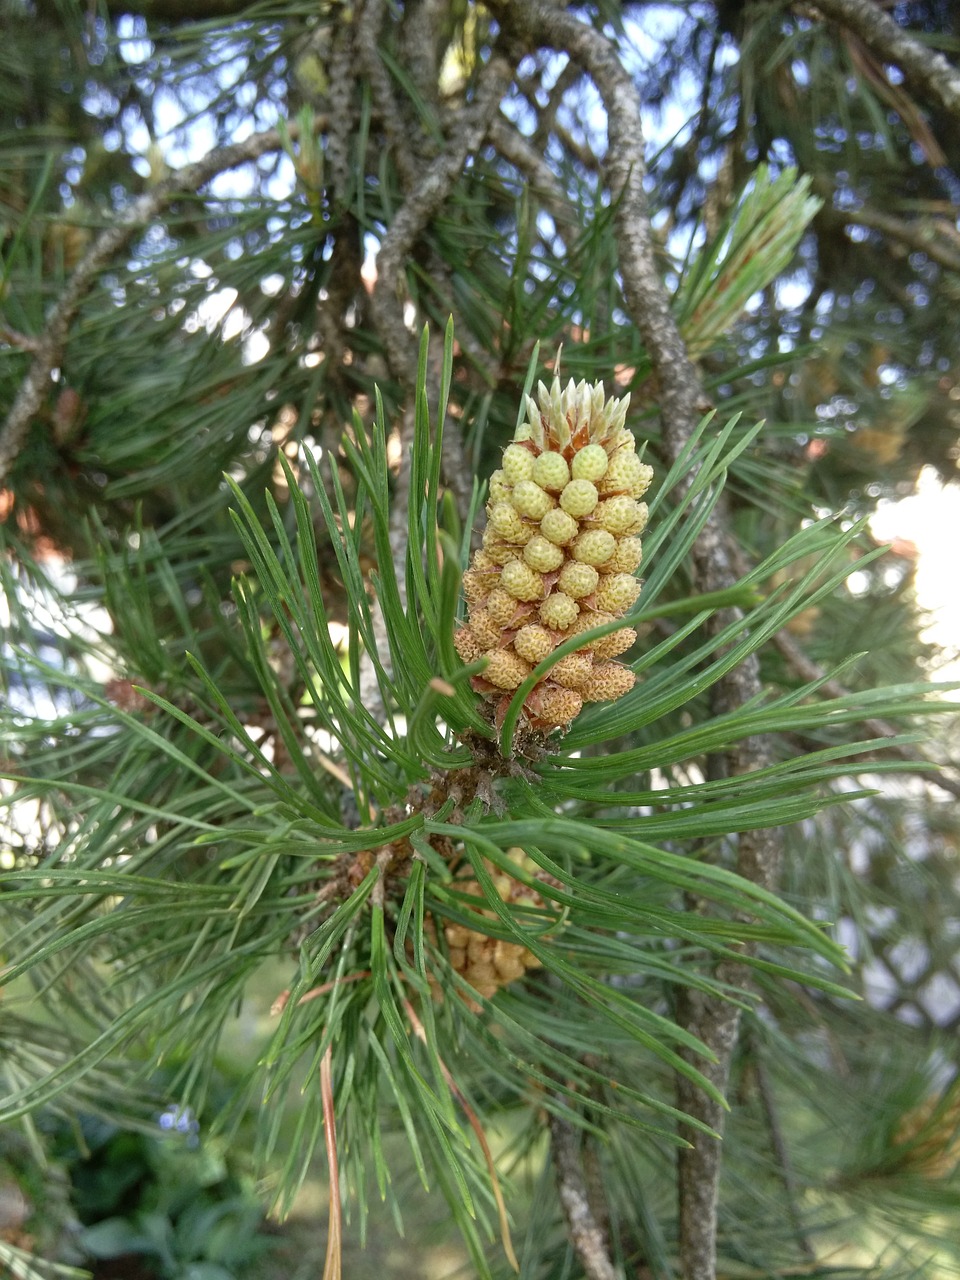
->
left=582, top=662, right=637, bottom=702
left=488, top=469, right=512, bottom=503
left=454, top=627, right=482, bottom=663
left=535, top=686, right=583, bottom=725
left=539, top=592, right=580, bottom=631
left=558, top=560, right=599, bottom=599
left=551, top=652, right=594, bottom=689
left=593, top=626, right=637, bottom=660
left=571, top=529, right=616, bottom=566
left=512, top=479, right=553, bottom=520
left=514, top=623, right=556, bottom=664
left=461, top=568, right=491, bottom=605
left=457, top=371, right=652, bottom=731
left=559, top=478, right=599, bottom=518
left=595, top=572, right=641, bottom=614
left=532, top=451, right=570, bottom=491
left=489, top=502, right=527, bottom=542
left=500, top=560, right=545, bottom=602
left=482, top=528, right=521, bottom=564
left=599, top=450, right=653, bottom=497
left=540, top=508, right=579, bottom=545
left=502, top=442, right=536, bottom=483
left=594, top=496, right=643, bottom=536
left=469, top=609, right=501, bottom=650
left=523, top=534, right=565, bottom=573
left=571, top=443, right=609, bottom=482
left=486, top=586, right=521, bottom=625
left=605, top=536, right=643, bottom=575
left=569, top=611, right=637, bottom=659
left=484, top=650, right=531, bottom=689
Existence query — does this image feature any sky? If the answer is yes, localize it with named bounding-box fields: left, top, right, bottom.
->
left=871, top=467, right=960, bottom=687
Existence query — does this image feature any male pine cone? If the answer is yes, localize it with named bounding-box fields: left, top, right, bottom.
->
left=430, top=848, right=556, bottom=1009
left=455, top=375, right=652, bottom=731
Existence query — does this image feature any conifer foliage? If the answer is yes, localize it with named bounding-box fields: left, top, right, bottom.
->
left=1, top=3, right=959, bottom=1279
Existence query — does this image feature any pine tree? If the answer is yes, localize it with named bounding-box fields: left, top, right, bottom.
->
left=2, top=3, right=959, bottom=1279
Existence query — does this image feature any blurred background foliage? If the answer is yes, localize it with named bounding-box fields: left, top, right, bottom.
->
left=1, top=1, right=959, bottom=1277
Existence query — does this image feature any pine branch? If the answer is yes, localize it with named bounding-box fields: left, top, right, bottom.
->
left=549, top=1113, right=623, bottom=1280
left=489, top=0, right=704, bottom=444
left=357, top=0, right=419, bottom=189
left=368, top=42, right=514, bottom=555
left=828, top=203, right=960, bottom=276
left=0, top=326, right=44, bottom=354
left=488, top=114, right=578, bottom=240
left=369, top=51, right=513, bottom=383
left=398, top=0, right=447, bottom=117
left=808, top=0, right=960, bottom=122
left=0, top=125, right=293, bottom=483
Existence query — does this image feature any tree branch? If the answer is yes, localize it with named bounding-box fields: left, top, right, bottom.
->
left=828, top=203, right=960, bottom=276
left=357, top=0, right=419, bottom=189
left=808, top=0, right=960, bottom=122
left=0, top=127, right=286, bottom=484
left=491, top=0, right=704, bottom=447
left=369, top=48, right=514, bottom=527
left=488, top=114, right=578, bottom=241
left=549, top=1113, right=623, bottom=1280
left=370, top=51, right=513, bottom=379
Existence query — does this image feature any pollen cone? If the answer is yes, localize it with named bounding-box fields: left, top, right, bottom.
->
left=455, top=374, right=652, bottom=731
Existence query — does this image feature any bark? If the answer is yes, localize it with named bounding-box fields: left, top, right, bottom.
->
left=549, top=1114, right=624, bottom=1280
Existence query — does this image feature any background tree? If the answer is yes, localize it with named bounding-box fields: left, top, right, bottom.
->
left=1, top=3, right=959, bottom=1279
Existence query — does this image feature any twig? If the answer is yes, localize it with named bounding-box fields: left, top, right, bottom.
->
left=398, top=0, right=446, bottom=129
left=531, top=58, right=583, bottom=148
left=492, top=0, right=705, bottom=449
left=370, top=50, right=513, bottom=381
left=0, top=126, right=287, bottom=483
left=357, top=0, right=419, bottom=189
left=807, top=0, right=960, bottom=122
left=368, top=43, right=514, bottom=561
left=821, top=201, right=960, bottom=275
left=549, top=1112, right=623, bottom=1280
left=0, top=327, right=44, bottom=354
left=488, top=113, right=578, bottom=240
left=320, top=1044, right=343, bottom=1280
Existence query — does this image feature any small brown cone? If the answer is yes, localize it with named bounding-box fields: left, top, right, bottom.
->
left=430, top=850, right=557, bottom=1008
